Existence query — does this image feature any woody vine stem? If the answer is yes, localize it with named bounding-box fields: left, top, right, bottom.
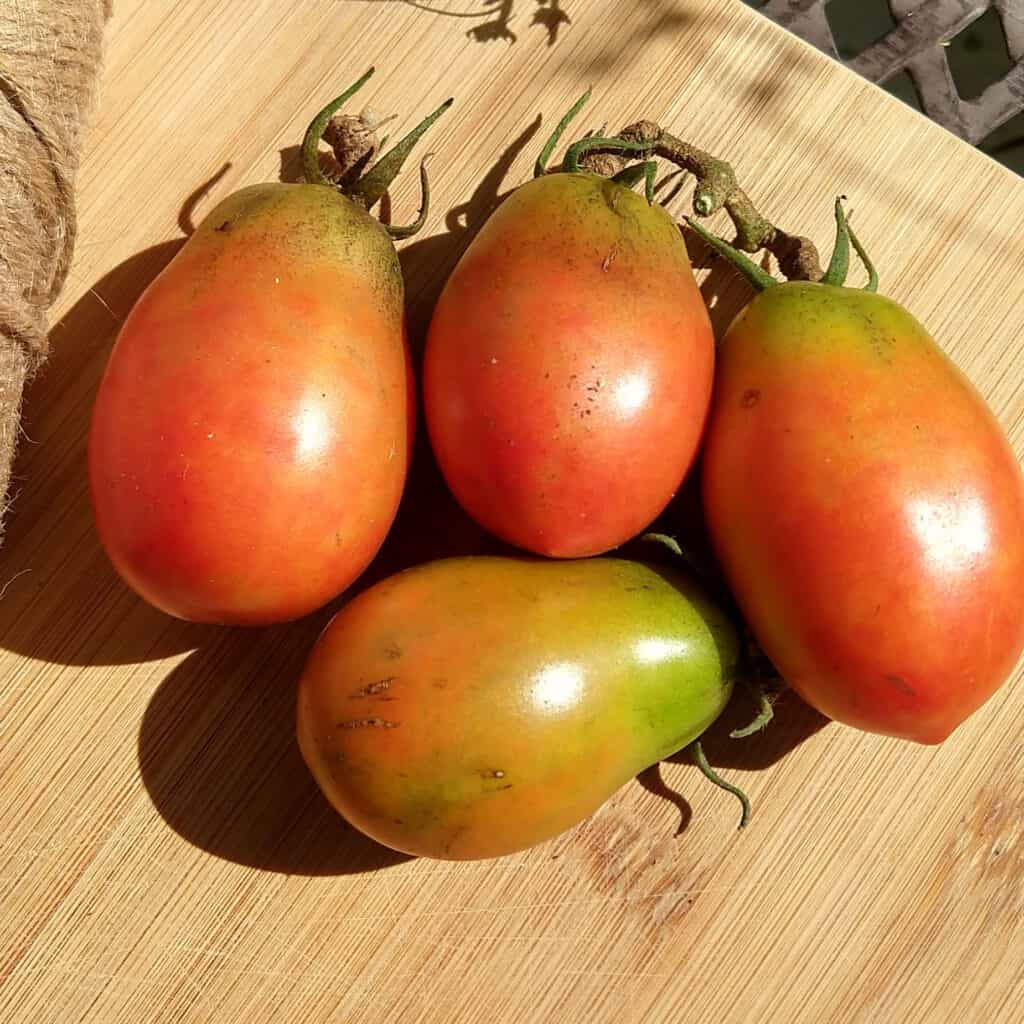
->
left=539, top=91, right=825, bottom=281
left=616, top=120, right=824, bottom=282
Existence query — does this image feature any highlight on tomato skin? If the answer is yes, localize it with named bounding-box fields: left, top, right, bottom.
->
left=88, top=71, right=449, bottom=626
left=296, top=556, right=738, bottom=860
left=690, top=206, right=1024, bottom=744
left=423, top=98, right=715, bottom=560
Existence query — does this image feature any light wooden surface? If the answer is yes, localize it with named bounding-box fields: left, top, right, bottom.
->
left=2, top=2, right=1024, bottom=1022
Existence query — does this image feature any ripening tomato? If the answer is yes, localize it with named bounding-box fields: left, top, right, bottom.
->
left=89, top=73, right=447, bottom=624
left=692, top=207, right=1024, bottom=743
left=297, top=556, right=737, bottom=859
left=423, top=106, right=714, bottom=558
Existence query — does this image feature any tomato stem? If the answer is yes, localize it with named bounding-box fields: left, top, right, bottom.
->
left=301, top=68, right=377, bottom=187
left=534, top=88, right=593, bottom=177
left=821, top=197, right=851, bottom=287
left=349, top=97, right=453, bottom=213
left=688, top=740, right=751, bottom=829
left=684, top=217, right=777, bottom=292
left=613, top=121, right=824, bottom=282
left=729, top=678, right=776, bottom=738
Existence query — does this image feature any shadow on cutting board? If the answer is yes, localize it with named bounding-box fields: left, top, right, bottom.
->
left=137, top=618, right=411, bottom=874
left=355, top=0, right=571, bottom=48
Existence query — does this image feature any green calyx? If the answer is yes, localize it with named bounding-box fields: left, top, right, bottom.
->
left=821, top=197, right=879, bottom=291
left=301, top=67, right=453, bottom=240
left=532, top=89, right=660, bottom=203
left=534, top=87, right=593, bottom=178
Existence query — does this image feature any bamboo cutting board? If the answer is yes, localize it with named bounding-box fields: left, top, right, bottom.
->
left=2, top=2, right=1023, bottom=1021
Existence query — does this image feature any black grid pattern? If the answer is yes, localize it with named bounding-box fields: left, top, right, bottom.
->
left=758, top=0, right=1024, bottom=145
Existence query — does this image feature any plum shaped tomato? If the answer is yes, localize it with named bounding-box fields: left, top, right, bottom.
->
left=89, top=70, right=449, bottom=625
left=424, top=92, right=714, bottom=558
left=297, top=556, right=738, bottom=860
left=690, top=202, right=1024, bottom=744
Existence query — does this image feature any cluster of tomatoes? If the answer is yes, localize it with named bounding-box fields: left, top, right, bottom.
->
left=88, top=75, right=1024, bottom=859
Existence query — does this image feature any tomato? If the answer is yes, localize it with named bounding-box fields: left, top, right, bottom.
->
left=423, top=117, right=714, bottom=558
left=695, top=211, right=1024, bottom=743
left=89, top=74, right=446, bottom=625
left=297, top=556, right=737, bottom=859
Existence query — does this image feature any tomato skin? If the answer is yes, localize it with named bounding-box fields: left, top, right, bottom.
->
left=424, top=172, right=714, bottom=558
left=702, top=282, right=1024, bottom=743
left=89, top=184, right=412, bottom=625
left=297, top=557, right=737, bottom=860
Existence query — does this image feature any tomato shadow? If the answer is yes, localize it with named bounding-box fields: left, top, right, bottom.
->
left=636, top=763, right=693, bottom=837
left=0, top=171, right=241, bottom=667
left=137, top=616, right=411, bottom=874
left=402, top=112, right=541, bottom=353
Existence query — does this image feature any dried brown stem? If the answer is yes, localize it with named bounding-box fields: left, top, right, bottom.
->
left=617, top=121, right=823, bottom=282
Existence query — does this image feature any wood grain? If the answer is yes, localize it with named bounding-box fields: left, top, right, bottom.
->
left=2, top=2, right=1023, bottom=1022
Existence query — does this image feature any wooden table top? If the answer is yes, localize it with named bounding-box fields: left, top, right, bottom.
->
left=2, top=2, right=1023, bottom=1022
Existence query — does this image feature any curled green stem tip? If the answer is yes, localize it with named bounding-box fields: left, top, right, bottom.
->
left=689, top=740, right=751, bottom=829
left=641, top=532, right=684, bottom=557
left=350, top=96, right=453, bottom=212
left=729, top=680, right=776, bottom=739
left=535, top=87, right=593, bottom=178
left=822, top=196, right=851, bottom=287
left=846, top=215, right=879, bottom=292
left=386, top=158, right=432, bottom=240
left=301, top=67, right=376, bottom=186
left=684, top=216, right=777, bottom=292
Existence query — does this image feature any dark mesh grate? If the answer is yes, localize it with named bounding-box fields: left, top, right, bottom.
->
left=758, top=0, right=1024, bottom=145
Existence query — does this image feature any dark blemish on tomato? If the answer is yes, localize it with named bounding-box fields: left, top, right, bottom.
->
left=495, top=784, right=514, bottom=791
left=215, top=220, right=232, bottom=232
left=393, top=819, right=405, bottom=825
left=433, top=678, right=448, bottom=689
left=383, top=641, right=402, bottom=660
left=335, top=531, right=343, bottom=549
left=741, top=388, right=761, bottom=408
left=884, top=673, right=915, bottom=696
left=337, top=717, right=398, bottom=729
